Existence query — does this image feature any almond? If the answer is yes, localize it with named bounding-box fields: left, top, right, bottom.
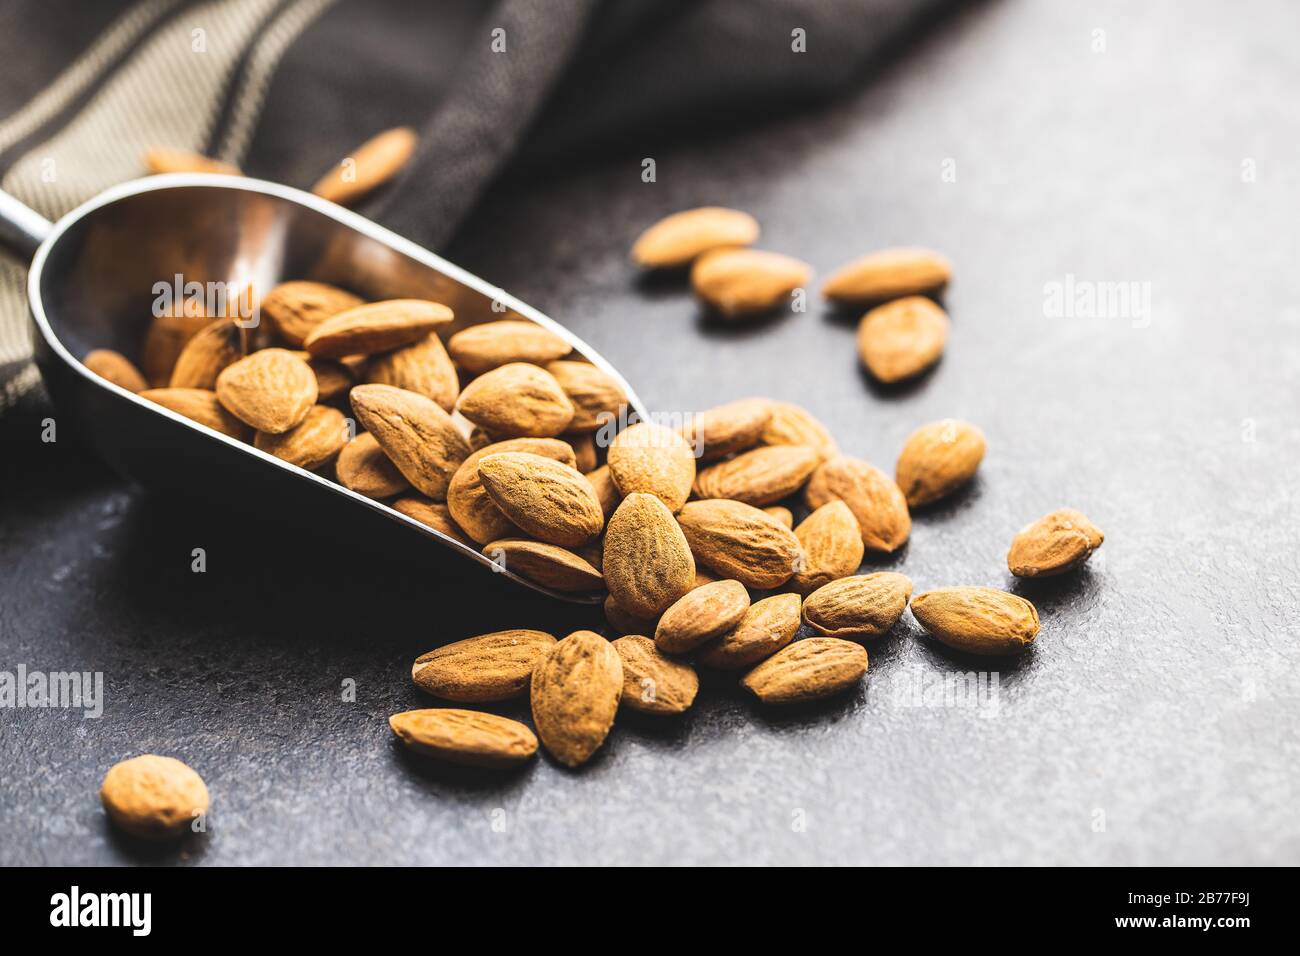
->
left=84, top=349, right=147, bottom=393
left=764, top=505, right=794, bottom=527
left=613, top=636, right=699, bottom=715
left=676, top=499, right=802, bottom=589
left=412, top=629, right=557, bottom=702
left=802, top=572, right=912, bottom=640
left=140, top=387, right=250, bottom=439
left=447, top=319, right=572, bottom=375
left=312, top=126, right=418, bottom=206
left=1008, top=508, right=1103, bottom=578
left=910, top=587, right=1040, bottom=656
left=654, top=579, right=751, bottom=654
left=603, top=493, right=695, bottom=618
left=483, top=539, right=603, bottom=592
left=170, top=319, right=241, bottom=389
left=544, top=360, right=628, bottom=432
left=606, top=421, right=696, bottom=512
left=698, top=593, right=801, bottom=670
left=631, top=206, right=760, bottom=268
left=303, top=299, right=452, bottom=358
left=477, top=452, right=605, bottom=547
left=530, top=630, right=623, bottom=767
left=141, top=306, right=211, bottom=385
left=681, top=397, right=772, bottom=461
left=143, top=147, right=239, bottom=176
left=566, top=431, right=599, bottom=472
left=303, top=354, right=354, bottom=400
left=253, top=404, right=348, bottom=469
left=261, top=281, right=364, bottom=347
left=805, top=455, right=910, bottom=552
left=857, top=296, right=950, bottom=383
left=349, top=384, right=470, bottom=499
left=336, top=431, right=409, bottom=498
left=895, top=419, right=986, bottom=507
left=604, top=594, right=659, bottom=636
left=100, top=754, right=209, bottom=840
left=456, top=362, right=576, bottom=438
left=691, top=248, right=813, bottom=317
left=823, top=247, right=951, bottom=305
left=215, top=348, right=317, bottom=433
left=790, top=501, right=865, bottom=594
left=392, top=497, right=467, bottom=542
left=692, top=444, right=819, bottom=506
left=447, top=438, right=576, bottom=543
left=388, top=708, right=537, bottom=768
left=740, top=638, right=868, bottom=705
left=365, top=332, right=459, bottom=410
left=761, top=401, right=838, bottom=461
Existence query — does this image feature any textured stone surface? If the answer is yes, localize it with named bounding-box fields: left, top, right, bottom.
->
left=2, top=0, right=1298, bottom=865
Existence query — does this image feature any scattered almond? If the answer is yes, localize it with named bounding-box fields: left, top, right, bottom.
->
left=447, top=438, right=577, bottom=543
left=741, top=638, right=868, bottom=705
left=764, top=505, right=794, bottom=528
left=530, top=630, right=623, bottom=767
left=692, top=248, right=812, bottom=317
left=261, top=281, right=364, bottom=347
left=606, top=421, right=696, bottom=512
left=392, top=497, right=467, bottom=542
left=676, top=498, right=802, bottom=589
left=613, top=636, right=699, bottom=715
left=483, top=539, right=604, bottom=592
left=1008, top=508, right=1103, bottom=578
left=140, top=307, right=211, bottom=386
left=910, top=586, right=1040, bottom=656
left=693, top=444, right=819, bottom=506
left=389, top=708, right=537, bottom=768
left=312, top=126, right=418, bottom=206
left=335, top=432, right=409, bottom=498
left=631, top=206, right=760, bottom=268
left=412, top=630, right=557, bottom=702
left=140, top=387, right=250, bottom=439
left=761, top=400, right=838, bottom=461
left=84, top=349, right=147, bottom=393
left=253, top=404, right=348, bottom=470
left=698, top=593, right=802, bottom=669
left=802, top=572, right=912, bottom=640
left=857, top=296, right=950, bottom=383
left=805, top=455, right=911, bottom=552
left=447, top=319, right=572, bottom=375
left=477, top=452, right=605, bottom=547
left=215, top=347, right=317, bottom=433
left=823, top=247, right=951, bottom=305
left=350, top=384, right=470, bottom=499
left=170, top=319, right=241, bottom=389
left=100, top=754, right=209, bottom=840
left=303, top=299, right=452, bottom=358
left=603, top=493, right=695, bottom=618
left=456, top=362, right=576, bottom=438
left=682, top=397, right=772, bottom=461
left=790, top=501, right=865, bottom=594
left=545, top=360, right=628, bottom=432
left=365, top=332, right=459, bottom=411
left=655, top=579, right=751, bottom=654
left=895, top=419, right=986, bottom=507
left=604, top=594, right=659, bottom=636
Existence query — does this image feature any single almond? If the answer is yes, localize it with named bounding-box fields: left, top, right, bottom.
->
left=692, top=444, right=820, bottom=506
left=613, top=636, right=699, bottom=715
left=365, top=332, right=459, bottom=410
left=261, top=281, right=364, bottom=347
left=606, top=421, right=696, bottom=512
left=140, top=387, right=250, bottom=439
left=741, top=638, right=868, bottom=705
left=655, top=579, right=751, bottom=654
left=170, top=319, right=242, bottom=388
left=698, top=593, right=801, bottom=670
left=447, top=438, right=577, bottom=543
left=456, top=362, right=575, bottom=438
left=631, top=206, right=760, bottom=268
left=603, top=493, right=696, bottom=618
left=857, top=296, right=950, bottom=383
left=764, top=505, right=794, bottom=528
left=253, top=404, right=348, bottom=470
left=805, top=455, right=910, bottom=552
left=604, top=594, right=659, bottom=636
left=215, top=348, right=317, bottom=433
left=350, top=384, right=470, bottom=500
left=84, top=349, right=148, bottom=393
left=100, top=754, right=209, bottom=840
left=447, top=319, right=572, bottom=375
left=483, top=539, right=604, bottom=592
left=823, top=247, right=951, bottom=305
left=676, top=499, right=802, bottom=589
left=412, top=629, right=557, bottom=702
left=312, top=126, right=418, bottom=206
left=303, top=299, right=452, bottom=358
left=681, top=397, right=772, bottom=461
left=303, top=354, right=354, bottom=400
left=1008, top=508, right=1104, bottom=578
left=143, top=147, right=239, bottom=176
left=761, top=400, right=838, bottom=461
left=336, top=431, right=409, bottom=498
left=790, top=501, right=865, bottom=594
left=388, top=708, right=537, bottom=768
left=691, top=248, right=813, bottom=317
left=895, top=419, right=986, bottom=507
left=910, top=587, right=1040, bottom=656
left=802, top=572, right=912, bottom=640
left=141, top=307, right=212, bottom=385
left=545, top=360, right=628, bottom=432
left=530, top=630, right=623, bottom=767
left=392, top=496, right=467, bottom=542
left=477, top=452, right=605, bottom=547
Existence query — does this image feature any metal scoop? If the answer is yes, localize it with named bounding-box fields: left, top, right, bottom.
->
left=0, top=174, right=645, bottom=604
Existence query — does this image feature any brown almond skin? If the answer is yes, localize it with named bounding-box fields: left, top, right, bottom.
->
left=253, top=404, right=348, bottom=470
left=761, top=401, right=839, bottom=461
left=791, top=500, right=865, bottom=594
left=483, top=539, right=604, bottom=592
left=456, top=362, right=575, bottom=438
left=303, top=299, right=453, bottom=358
left=336, top=432, right=410, bottom=498
left=140, top=387, right=251, bottom=440
left=692, top=444, right=820, bottom=506
left=895, top=419, right=986, bottom=507
left=631, top=206, right=760, bottom=268
left=365, top=332, right=459, bottom=411
left=169, top=319, right=241, bottom=388
left=585, top=466, right=621, bottom=519
left=144, top=147, right=239, bottom=176
left=141, top=307, right=215, bottom=386
left=655, top=579, right=751, bottom=654
left=566, top=431, right=599, bottom=472
left=215, top=348, right=317, bottom=433
left=604, top=594, right=659, bottom=636
left=823, top=247, right=951, bottom=305
left=100, top=754, right=209, bottom=840
left=857, top=296, right=950, bottom=383
left=412, top=629, right=557, bottom=702
left=805, top=455, right=910, bottom=553
left=477, top=452, right=605, bottom=547
left=350, top=384, right=470, bottom=500
left=676, top=499, right=802, bottom=589
left=447, top=319, right=572, bottom=375
left=741, top=638, right=868, bottom=705
left=682, top=397, right=772, bottom=461
left=765, top=506, right=794, bottom=528
left=698, top=593, right=802, bottom=670
left=447, top=438, right=577, bottom=544
left=392, top=497, right=467, bottom=542
left=802, top=572, right=912, bottom=640
left=910, top=587, right=1040, bottom=656
left=388, top=708, right=537, bottom=769
left=84, top=349, right=148, bottom=393
left=312, top=126, right=417, bottom=205
left=304, top=354, right=354, bottom=400
left=603, top=493, right=696, bottom=618
left=261, top=280, right=364, bottom=347
left=613, top=636, right=699, bottom=715
left=1008, top=508, right=1103, bottom=578
left=545, top=361, right=628, bottom=432
left=530, top=631, right=623, bottom=767
left=691, top=248, right=813, bottom=318
left=606, top=421, right=696, bottom=512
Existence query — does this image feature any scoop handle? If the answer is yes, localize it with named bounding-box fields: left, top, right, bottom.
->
left=0, top=188, right=52, bottom=260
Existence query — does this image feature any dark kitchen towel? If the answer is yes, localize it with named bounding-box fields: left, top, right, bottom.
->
left=0, top=0, right=955, bottom=414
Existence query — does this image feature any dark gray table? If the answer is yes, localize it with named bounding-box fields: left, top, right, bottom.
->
left=3, top=0, right=1297, bottom=866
